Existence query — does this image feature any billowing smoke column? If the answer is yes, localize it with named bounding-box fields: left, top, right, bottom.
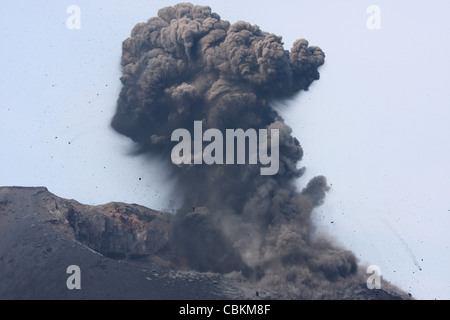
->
left=112, top=3, right=359, bottom=298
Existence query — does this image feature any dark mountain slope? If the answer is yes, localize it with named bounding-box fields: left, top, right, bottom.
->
left=0, top=187, right=409, bottom=300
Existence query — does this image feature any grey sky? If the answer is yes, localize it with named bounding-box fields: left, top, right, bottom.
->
left=1, top=0, right=449, bottom=299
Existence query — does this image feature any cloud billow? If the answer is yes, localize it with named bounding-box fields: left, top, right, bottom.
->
left=112, top=3, right=359, bottom=298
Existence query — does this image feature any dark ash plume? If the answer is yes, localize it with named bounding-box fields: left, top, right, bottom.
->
left=112, top=3, right=360, bottom=298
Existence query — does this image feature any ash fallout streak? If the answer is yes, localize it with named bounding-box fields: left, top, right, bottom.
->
left=112, top=3, right=361, bottom=298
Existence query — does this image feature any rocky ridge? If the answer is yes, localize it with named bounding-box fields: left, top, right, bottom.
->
left=0, top=186, right=410, bottom=300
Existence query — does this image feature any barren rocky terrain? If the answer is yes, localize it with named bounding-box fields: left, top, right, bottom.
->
left=0, top=186, right=409, bottom=300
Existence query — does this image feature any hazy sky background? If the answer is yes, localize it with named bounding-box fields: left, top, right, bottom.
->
left=1, top=0, right=449, bottom=299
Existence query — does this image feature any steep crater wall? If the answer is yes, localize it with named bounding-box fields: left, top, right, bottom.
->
left=32, top=187, right=172, bottom=259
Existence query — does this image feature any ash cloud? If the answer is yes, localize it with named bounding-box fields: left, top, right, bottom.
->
left=112, top=3, right=361, bottom=298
